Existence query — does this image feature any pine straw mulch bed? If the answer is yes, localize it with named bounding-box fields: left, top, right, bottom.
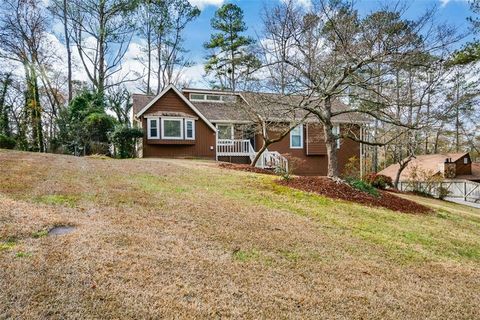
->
left=277, top=176, right=432, bottom=214
left=218, top=162, right=276, bottom=175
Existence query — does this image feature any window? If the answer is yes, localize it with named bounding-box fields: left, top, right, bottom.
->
left=148, top=118, right=159, bottom=139
left=206, top=94, right=221, bottom=101
left=290, top=124, right=303, bottom=149
left=464, top=157, right=469, bottom=164
left=190, top=93, right=236, bottom=103
left=332, top=125, right=341, bottom=149
left=185, top=119, right=195, bottom=140
left=161, top=118, right=183, bottom=139
left=217, top=124, right=233, bottom=140
left=190, top=94, right=205, bottom=101
left=221, top=95, right=236, bottom=102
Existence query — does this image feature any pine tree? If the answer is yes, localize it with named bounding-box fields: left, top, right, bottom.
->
left=204, top=3, right=259, bottom=91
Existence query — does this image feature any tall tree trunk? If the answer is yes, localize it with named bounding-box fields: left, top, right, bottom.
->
left=63, top=0, right=73, bottom=103
left=324, top=123, right=339, bottom=178
left=25, top=62, right=44, bottom=152
left=323, top=97, right=339, bottom=178
left=251, top=140, right=268, bottom=167
left=0, top=73, right=11, bottom=136
left=147, top=27, right=152, bottom=94
left=425, top=86, right=431, bottom=154
left=97, top=0, right=106, bottom=97
left=156, top=33, right=163, bottom=94
left=455, top=77, right=460, bottom=152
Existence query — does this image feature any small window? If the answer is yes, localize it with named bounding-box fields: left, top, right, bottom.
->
left=148, top=118, right=159, bottom=139
left=290, top=124, right=303, bottom=149
left=464, top=157, right=469, bottom=164
left=217, top=124, right=233, bottom=140
left=161, top=118, right=183, bottom=139
left=332, top=125, right=340, bottom=149
left=190, top=94, right=205, bottom=101
left=206, top=95, right=221, bottom=101
left=221, top=95, right=236, bottom=102
left=185, top=119, right=195, bottom=140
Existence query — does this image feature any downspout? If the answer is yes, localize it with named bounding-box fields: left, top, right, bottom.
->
left=215, top=123, right=218, bottom=161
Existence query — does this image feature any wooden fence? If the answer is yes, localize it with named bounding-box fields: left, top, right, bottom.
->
left=398, top=180, right=480, bottom=203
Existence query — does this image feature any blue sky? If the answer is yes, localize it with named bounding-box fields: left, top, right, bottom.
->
left=184, top=0, right=474, bottom=65
left=40, top=0, right=474, bottom=88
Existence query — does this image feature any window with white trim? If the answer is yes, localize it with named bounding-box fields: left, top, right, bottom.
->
left=189, top=93, right=237, bottom=103
left=206, top=94, right=221, bottom=101
left=161, top=118, right=183, bottom=139
left=290, top=124, right=303, bottom=149
left=190, top=94, right=205, bottom=101
left=148, top=118, right=159, bottom=139
left=217, top=124, right=233, bottom=140
left=185, top=119, right=195, bottom=140
left=332, top=125, right=341, bottom=149
left=464, top=157, right=469, bottom=164
left=221, top=95, right=236, bottom=102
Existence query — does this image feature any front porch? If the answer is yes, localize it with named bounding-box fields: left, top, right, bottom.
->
left=216, top=138, right=288, bottom=171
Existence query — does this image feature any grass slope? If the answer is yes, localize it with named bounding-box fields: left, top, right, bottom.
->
left=1, top=149, right=480, bottom=319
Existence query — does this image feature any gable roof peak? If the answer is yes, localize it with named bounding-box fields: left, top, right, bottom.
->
left=134, top=84, right=216, bottom=131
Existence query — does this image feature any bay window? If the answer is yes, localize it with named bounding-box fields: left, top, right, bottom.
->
left=185, top=119, right=195, bottom=140
left=161, top=118, right=183, bottom=139
left=148, top=118, right=159, bottom=139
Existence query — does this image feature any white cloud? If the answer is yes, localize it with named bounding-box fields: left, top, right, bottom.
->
left=281, top=0, right=312, bottom=9
left=188, top=0, right=225, bottom=9
left=439, top=0, right=468, bottom=7
left=182, top=63, right=207, bottom=87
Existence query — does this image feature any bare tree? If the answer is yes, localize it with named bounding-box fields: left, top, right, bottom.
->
left=69, top=0, right=138, bottom=96
left=106, top=85, right=132, bottom=125
left=0, top=0, right=53, bottom=151
left=259, top=0, right=459, bottom=178
left=239, top=92, right=309, bottom=167
left=136, top=0, right=200, bottom=94
left=49, top=0, right=73, bottom=103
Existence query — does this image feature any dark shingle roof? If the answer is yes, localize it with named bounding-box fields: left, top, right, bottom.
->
left=132, top=89, right=368, bottom=123
left=132, top=94, right=155, bottom=116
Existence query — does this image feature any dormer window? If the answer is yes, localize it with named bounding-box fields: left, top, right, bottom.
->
left=189, top=93, right=236, bottom=103
left=206, top=94, right=221, bottom=101
left=190, top=94, right=205, bottom=101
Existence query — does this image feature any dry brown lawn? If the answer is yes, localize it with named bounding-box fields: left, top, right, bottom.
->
left=1, top=150, right=480, bottom=319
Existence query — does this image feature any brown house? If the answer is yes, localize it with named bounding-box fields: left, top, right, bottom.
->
left=132, top=84, right=367, bottom=175
left=379, top=153, right=480, bottom=183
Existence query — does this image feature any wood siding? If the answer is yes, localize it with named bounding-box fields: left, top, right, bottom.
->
left=306, top=123, right=327, bottom=155
left=256, top=124, right=360, bottom=176
left=455, top=155, right=472, bottom=176
left=141, top=89, right=216, bottom=159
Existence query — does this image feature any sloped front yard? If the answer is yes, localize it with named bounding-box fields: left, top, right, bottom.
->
left=1, top=150, right=480, bottom=319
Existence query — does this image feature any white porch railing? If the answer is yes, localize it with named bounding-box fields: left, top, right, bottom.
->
left=216, top=139, right=288, bottom=172
left=256, top=150, right=289, bottom=172
left=217, top=139, right=253, bottom=156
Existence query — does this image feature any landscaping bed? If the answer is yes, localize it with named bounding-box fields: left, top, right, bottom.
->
left=219, top=162, right=276, bottom=175
left=277, top=176, right=432, bottom=214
